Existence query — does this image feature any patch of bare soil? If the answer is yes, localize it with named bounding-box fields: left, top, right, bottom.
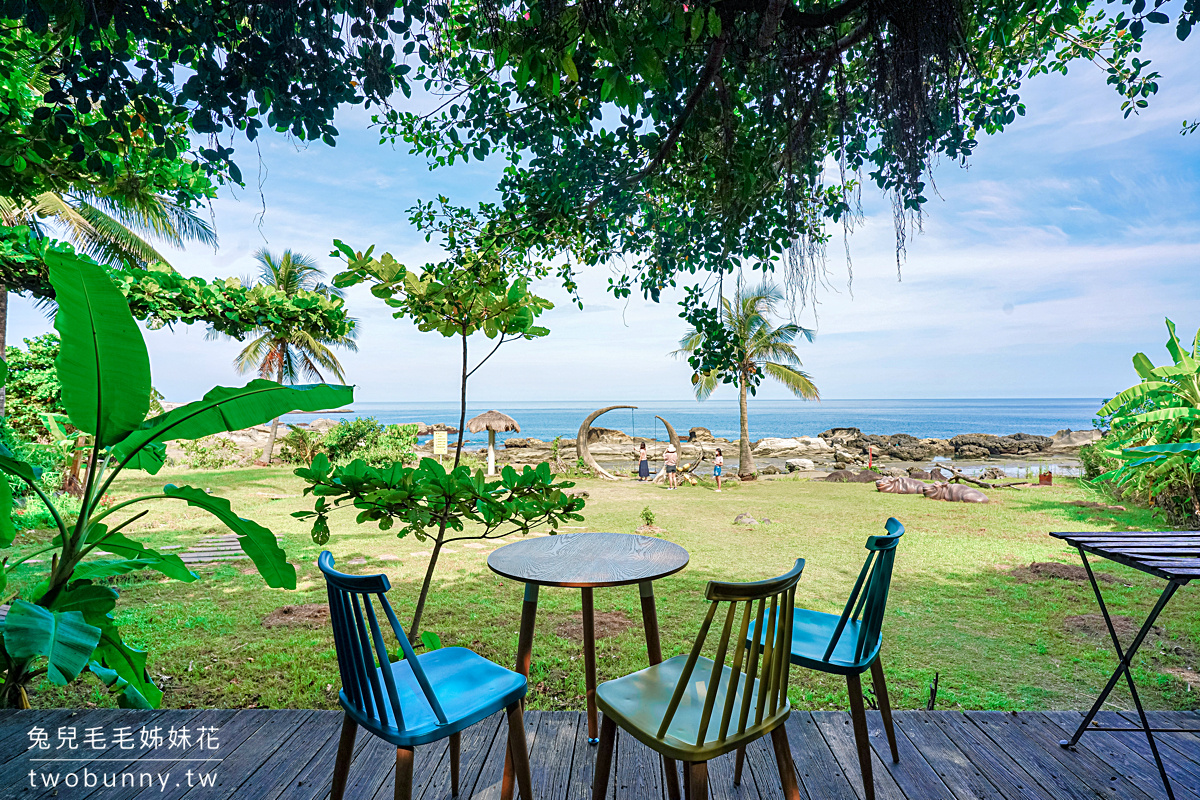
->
left=554, top=610, right=634, bottom=644
left=636, top=525, right=666, bottom=535
left=1009, top=562, right=1119, bottom=584
left=262, top=604, right=329, bottom=629
left=1064, top=613, right=1160, bottom=641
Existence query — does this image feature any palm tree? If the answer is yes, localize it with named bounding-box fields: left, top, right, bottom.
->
left=675, top=280, right=819, bottom=477
left=0, top=187, right=218, bottom=413
left=216, top=248, right=358, bottom=463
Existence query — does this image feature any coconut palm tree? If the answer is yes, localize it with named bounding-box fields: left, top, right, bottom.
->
left=0, top=187, right=217, bottom=413
left=675, top=280, right=819, bottom=477
left=216, top=248, right=358, bottom=463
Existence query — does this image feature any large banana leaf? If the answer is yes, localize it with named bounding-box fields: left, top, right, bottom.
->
left=51, top=582, right=119, bottom=626
left=109, top=380, right=353, bottom=473
left=1165, top=318, right=1198, bottom=370
left=48, top=251, right=152, bottom=447
left=164, top=485, right=296, bottom=589
left=3, top=600, right=102, bottom=684
left=1116, top=408, right=1200, bottom=426
left=1120, top=442, right=1200, bottom=458
left=1097, top=381, right=1171, bottom=416
left=80, top=524, right=198, bottom=582
left=90, top=625, right=161, bottom=708
left=0, top=477, right=14, bottom=548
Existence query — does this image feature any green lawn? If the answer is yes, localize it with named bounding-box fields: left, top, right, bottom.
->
left=13, top=465, right=1200, bottom=714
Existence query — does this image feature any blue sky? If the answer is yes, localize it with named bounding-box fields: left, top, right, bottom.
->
left=8, top=34, right=1200, bottom=405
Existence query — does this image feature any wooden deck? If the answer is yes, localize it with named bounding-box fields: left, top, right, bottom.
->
left=2, top=708, right=1198, bottom=799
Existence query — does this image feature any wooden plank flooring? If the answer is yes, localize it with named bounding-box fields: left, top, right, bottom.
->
left=1, top=710, right=1197, bottom=799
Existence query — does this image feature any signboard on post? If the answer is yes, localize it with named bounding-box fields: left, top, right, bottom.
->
left=432, top=430, right=448, bottom=455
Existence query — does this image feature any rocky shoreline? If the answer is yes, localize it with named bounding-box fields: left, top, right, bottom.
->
left=492, top=425, right=1101, bottom=472
left=176, top=412, right=1102, bottom=474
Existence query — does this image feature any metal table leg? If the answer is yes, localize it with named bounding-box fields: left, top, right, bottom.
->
left=1059, top=547, right=1181, bottom=800
left=640, top=581, right=682, bottom=800
left=582, top=587, right=599, bottom=743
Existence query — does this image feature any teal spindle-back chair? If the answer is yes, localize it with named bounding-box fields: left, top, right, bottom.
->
left=319, top=552, right=532, bottom=800
left=592, top=559, right=807, bottom=800
left=741, top=517, right=905, bottom=800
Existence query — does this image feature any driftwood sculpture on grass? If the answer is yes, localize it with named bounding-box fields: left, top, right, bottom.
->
left=576, top=405, right=638, bottom=480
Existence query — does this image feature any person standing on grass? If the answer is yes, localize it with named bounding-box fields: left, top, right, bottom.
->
left=713, top=448, right=724, bottom=492
left=665, top=444, right=679, bottom=489
left=638, top=442, right=650, bottom=481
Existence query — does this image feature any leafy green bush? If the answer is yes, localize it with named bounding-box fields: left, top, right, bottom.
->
left=180, top=435, right=241, bottom=469
left=640, top=506, right=655, bottom=527
left=4, top=333, right=65, bottom=440
left=1079, top=443, right=1119, bottom=481
left=278, top=425, right=325, bottom=465
left=0, top=420, right=75, bottom=531
left=322, top=417, right=418, bottom=467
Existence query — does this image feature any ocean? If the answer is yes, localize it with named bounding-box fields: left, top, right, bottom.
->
left=282, top=398, right=1103, bottom=445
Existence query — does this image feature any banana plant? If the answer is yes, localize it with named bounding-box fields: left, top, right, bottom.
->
left=1096, top=318, right=1200, bottom=517
left=0, top=250, right=353, bottom=708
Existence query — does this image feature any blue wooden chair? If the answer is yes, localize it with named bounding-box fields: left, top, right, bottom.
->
left=319, top=552, right=533, bottom=800
left=739, top=517, right=904, bottom=800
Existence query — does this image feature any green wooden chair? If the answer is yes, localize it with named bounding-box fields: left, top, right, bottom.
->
left=592, top=559, right=806, bottom=800
left=739, top=517, right=905, bottom=800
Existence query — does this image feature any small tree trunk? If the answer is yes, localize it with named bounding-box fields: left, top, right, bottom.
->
left=409, top=536, right=445, bottom=641
left=738, top=376, right=755, bottom=477
left=411, top=329, right=469, bottom=639
left=454, top=330, right=468, bottom=468
left=262, top=362, right=284, bottom=463
left=487, top=430, right=496, bottom=475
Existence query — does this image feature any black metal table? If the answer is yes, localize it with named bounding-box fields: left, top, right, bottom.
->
left=1050, top=530, right=1200, bottom=800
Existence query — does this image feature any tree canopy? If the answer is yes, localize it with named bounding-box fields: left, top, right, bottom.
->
left=385, top=0, right=1196, bottom=332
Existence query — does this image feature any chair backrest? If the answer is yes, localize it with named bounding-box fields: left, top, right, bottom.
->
left=822, top=517, right=904, bottom=665
left=319, top=551, right=448, bottom=730
left=657, top=558, right=805, bottom=746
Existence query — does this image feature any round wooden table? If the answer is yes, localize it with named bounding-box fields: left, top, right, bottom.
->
left=487, top=532, right=690, bottom=744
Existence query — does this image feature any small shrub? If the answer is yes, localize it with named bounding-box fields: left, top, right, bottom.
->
left=324, top=417, right=384, bottom=463
left=640, top=506, right=655, bottom=527
left=180, top=435, right=241, bottom=469
left=278, top=425, right=325, bottom=465
left=1079, top=443, right=1119, bottom=481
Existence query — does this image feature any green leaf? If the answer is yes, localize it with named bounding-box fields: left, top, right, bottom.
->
left=1121, top=442, right=1200, bottom=458
left=1097, top=381, right=1172, bottom=416
left=420, top=631, right=443, bottom=651
left=110, top=380, right=353, bottom=470
left=0, top=452, right=40, bottom=483
left=163, top=485, right=296, bottom=588
left=90, top=624, right=161, bottom=708
left=0, top=356, right=6, bottom=386
left=51, top=582, right=119, bottom=626
left=82, top=525, right=197, bottom=582
left=0, top=474, right=14, bottom=548
left=2, top=600, right=101, bottom=684
left=72, top=558, right=163, bottom=581
left=48, top=251, right=152, bottom=447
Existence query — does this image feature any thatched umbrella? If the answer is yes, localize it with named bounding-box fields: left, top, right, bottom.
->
left=467, top=410, right=520, bottom=475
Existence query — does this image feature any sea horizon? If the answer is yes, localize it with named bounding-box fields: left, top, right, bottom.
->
left=281, top=398, right=1105, bottom=444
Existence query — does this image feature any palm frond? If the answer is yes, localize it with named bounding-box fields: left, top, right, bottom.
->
left=761, top=362, right=820, bottom=400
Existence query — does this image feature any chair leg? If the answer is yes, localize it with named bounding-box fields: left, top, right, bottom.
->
left=395, top=746, right=415, bottom=800
left=592, top=715, right=618, bottom=800
left=503, top=702, right=535, bottom=800
left=686, top=761, right=709, bottom=800
left=330, top=713, right=357, bottom=800
left=847, top=672, right=876, bottom=800
left=870, top=654, right=900, bottom=763
left=450, top=731, right=461, bottom=796
left=733, top=746, right=746, bottom=786
left=770, top=726, right=802, bottom=800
